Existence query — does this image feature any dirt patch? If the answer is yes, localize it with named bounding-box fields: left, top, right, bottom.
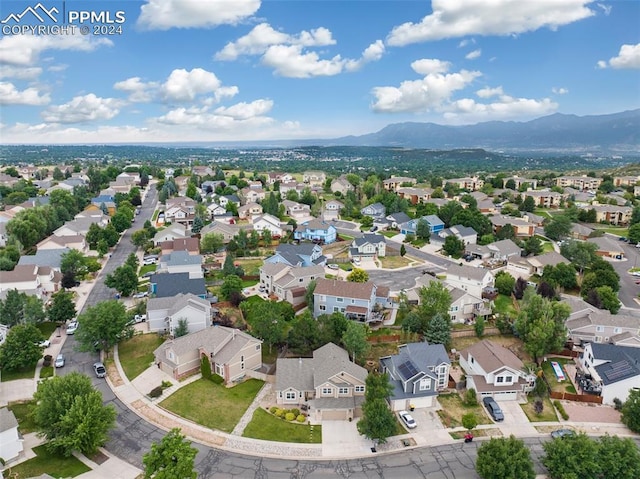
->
left=560, top=401, right=622, bottom=424
left=105, top=359, right=124, bottom=387
left=89, top=450, right=109, bottom=465
left=451, top=335, right=532, bottom=364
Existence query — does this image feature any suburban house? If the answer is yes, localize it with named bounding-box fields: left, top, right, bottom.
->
left=293, top=219, right=337, bottom=245
left=266, top=172, right=293, bottom=185
left=154, top=325, right=262, bottom=383
left=465, top=239, right=521, bottom=261
left=587, top=236, right=625, bottom=260
left=508, top=251, right=571, bottom=278
left=360, top=202, right=386, bottom=220
left=146, top=293, right=211, bottom=336
left=259, top=263, right=324, bottom=306
left=303, top=171, right=327, bottom=186
left=445, top=264, right=495, bottom=299
left=18, top=248, right=69, bottom=270
left=380, top=342, right=451, bottom=410
left=524, top=190, right=564, bottom=208
left=313, top=278, right=389, bottom=323
left=324, top=199, right=344, bottom=213
left=400, top=215, right=445, bottom=236
left=206, top=202, right=227, bottom=217
left=459, top=340, right=536, bottom=401
left=37, top=234, right=87, bottom=252
left=331, top=176, right=354, bottom=195
left=578, top=343, right=640, bottom=404
left=383, top=176, right=417, bottom=192
left=53, top=214, right=109, bottom=237
left=157, top=251, right=203, bottom=279
left=237, top=202, right=263, bottom=220
left=153, top=224, right=189, bottom=245
left=265, top=243, right=325, bottom=267
left=199, top=221, right=247, bottom=243
left=349, top=234, right=387, bottom=260
left=490, top=216, right=536, bottom=238
left=567, top=310, right=640, bottom=348
left=282, top=200, right=311, bottom=221
left=240, top=187, right=266, bottom=204
left=0, top=408, right=23, bottom=464
left=386, top=212, right=411, bottom=229
left=149, top=272, right=207, bottom=299
left=275, top=342, right=367, bottom=422
left=90, top=195, right=116, bottom=215
left=0, top=264, right=43, bottom=297
left=159, top=237, right=200, bottom=256
left=570, top=223, right=595, bottom=240
left=591, top=205, right=632, bottom=225
left=252, top=213, right=285, bottom=237
left=437, top=225, right=478, bottom=245
left=446, top=176, right=484, bottom=191
left=396, top=187, right=432, bottom=205
left=555, top=176, right=602, bottom=190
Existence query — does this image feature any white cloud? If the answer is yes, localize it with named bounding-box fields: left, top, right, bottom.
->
left=0, top=34, right=112, bottom=66
left=137, top=0, right=260, bottom=30
left=41, top=94, right=122, bottom=123
left=161, top=68, right=222, bottom=102
left=371, top=63, right=481, bottom=113
left=261, top=45, right=346, bottom=78
left=114, top=77, right=159, bottom=102
left=387, top=0, right=594, bottom=46
left=0, top=65, right=42, bottom=80
left=0, top=82, right=49, bottom=105
left=465, top=49, right=482, bottom=60
left=444, top=95, right=558, bottom=123
left=476, top=86, right=504, bottom=98
left=597, top=3, right=612, bottom=15
left=411, top=59, right=451, bottom=75
left=213, top=99, right=273, bottom=120
left=345, top=40, right=386, bottom=72
left=458, top=39, right=475, bottom=48
left=215, top=23, right=335, bottom=60
left=597, top=43, right=640, bottom=69
left=552, top=87, right=569, bottom=94
left=48, top=64, right=68, bottom=73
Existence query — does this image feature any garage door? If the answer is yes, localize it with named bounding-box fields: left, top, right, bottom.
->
left=321, top=409, right=348, bottom=421
left=492, top=391, right=517, bottom=401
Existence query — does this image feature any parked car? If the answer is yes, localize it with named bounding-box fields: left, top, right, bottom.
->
left=398, top=410, right=417, bottom=429
left=93, top=362, right=107, bottom=378
left=133, top=292, right=149, bottom=299
left=327, top=264, right=340, bottom=270
left=131, top=314, right=146, bottom=323
left=66, top=321, right=78, bottom=335
left=142, top=258, right=157, bottom=265
left=54, top=354, right=65, bottom=368
left=550, top=428, right=576, bottom=439
left=369, top=226, right=378, bottom=232
left=38, top=339, right=51, bottom=348
left=482, top=397, right=504, bottom=422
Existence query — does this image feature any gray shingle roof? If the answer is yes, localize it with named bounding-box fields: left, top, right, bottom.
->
left=150, top=272, right=206, bottom=298
left=314, top=278, right=375, bottom=300
left=591, top=343, right=640, bottom=385
left=353, top=234, right=386, bottom=247
left=162, top=251, right=202, bottom=266
left=18, top=248, right=70, bottom=269
left=446, top=264, right=492, bottom=282
left=0, top=407, right=18, bottom=432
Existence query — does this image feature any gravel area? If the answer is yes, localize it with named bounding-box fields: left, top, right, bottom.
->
left=560, top=401, right=622, bottom=423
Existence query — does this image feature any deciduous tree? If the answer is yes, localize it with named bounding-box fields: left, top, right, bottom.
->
left=105, top=264, right=139, bottom=297
left=143, top=428, right=197, bottom=479
left=357, top=372, right=396, bottom=445
left=0, top=324, right=44, bottom=371
left=287, top=311, right=322, bottom=355
left=347, top=268, right=369, bottom=283
left=621, top=389, right=640, bottom=433
left=200, top=233, right=224, bottom=254
left=75, top=300, right=130, bottom=356
left=476, top=436, right=535, bottom=479
left=341, top=321, right=370, bottom=363
left=542, top=433, right=600, bottom=479
left=48, top=290, right=76, bottom=324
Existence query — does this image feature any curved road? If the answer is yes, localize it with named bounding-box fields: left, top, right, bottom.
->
left=59, top=200, right=639, bottom=478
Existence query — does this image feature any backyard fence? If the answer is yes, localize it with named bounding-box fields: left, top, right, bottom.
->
left=550, top=391, right=603, bottom=404
left=551, top=349, right=580, bottom=358
left=450, top=327, right=500, bottom=338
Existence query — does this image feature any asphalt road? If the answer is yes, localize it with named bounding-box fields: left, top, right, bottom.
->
left=608, top=239, right=640, bottom=309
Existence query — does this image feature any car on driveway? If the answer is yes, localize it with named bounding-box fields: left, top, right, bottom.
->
left=54, top=354, right=65, bottom=368
left=38, top=339, right=51, bottom=348
left=133, top=292, right=149, bottom=298
left=398, top=410, right=417, bottom=429
left=550, top=428, right=576, bottom=439
left=93, top=362, right=107, bottom=378
left=327, top=264, right=339, bottom=270
left=482, top=397, right=504, bottom=422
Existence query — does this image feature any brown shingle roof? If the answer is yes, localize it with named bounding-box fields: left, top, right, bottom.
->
left=314, top=278, right=375, bottom=300
left=461, top=340, right=525, bottom=374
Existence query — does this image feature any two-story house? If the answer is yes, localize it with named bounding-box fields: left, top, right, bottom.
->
left=360, top=202, right=386, bottom=220
left=567, top=310, right=640, bottom=348
left=380, top=342, right=451, bottom=410
left=459, top=340, right=536, bottom=401
left=445, top=264, right=495, bottom=299
left=313, top=278, right=388, bottom=322
left=259, top=263, right=324, bottom=306
left=275, top=342, right=367, bottom=422
left=240, top=187, right=266, bottom=205
left=383, top=176, right=417, bottom=192
left=149, top=272, right=207, bottom=299
left=146, top=292, right=211, bottom=336
left=293, top=219, right=337, bottom=245
left=252, top=213, right=285, bottom=237
left=302, top=171, right=327, bottom=186
left=349, top=234, right=386, bottom=260
left=490, top=215, right=536, bottom=238
left=0, top=264, right=43, bottom=298
left=265, top=243, right=325, bottom=267
left=237, top=202, right=263, bottom=220
left=159, top=237, right=200, bottom=256
left=37, top=234, right=87, bottom=253
left=400, top=215, right=444, bottom=236
left=331, top=176, right=354, bottom=195
left=158, top=251, right=203, bottom=279
left=154, top=325, right=262, bottom=383
left=0, top=408, right=23, bottom=464
left=282, top=200, right=312, bottom=221
left=437, top=225, right=478, bottom=245
left=153, top=224, right=189, bottom=245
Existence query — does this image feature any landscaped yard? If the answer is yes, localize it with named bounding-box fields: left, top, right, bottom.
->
left=541, top=358, right=575, bottom=393
left=520, top=395, right=558, bottom=422
left=36, top=321, right=60, bottom=337
left=4, top=444, right=91, bottom=478
left=8, top=400, right=38, bottom=433
left=1, top=365, right=37, bottom=382
left=436, top=393, right=493, bottom=428
left=138, top=264, right=156, bottom=276
left=591, top=225, right=628, bottom=237
left=233, top=258, right=263, bottom=276
left=160, top=378, right=264, bottom=433
left=379, top=255, right=413, bottom=269
left=492, top=294, right=517, bottom=317
left=450, top=334, right=532, bottom=366
left=118, top=333, right=165, bottom=381
left=242, top=408, right=322, bottom=443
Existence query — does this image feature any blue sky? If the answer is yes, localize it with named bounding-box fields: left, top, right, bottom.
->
left=1, top=0, right=639, bottom=144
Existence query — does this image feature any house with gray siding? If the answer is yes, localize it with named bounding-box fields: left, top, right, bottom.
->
left=265, top=243, right=325, bottom=267
left=146, top=293, right=211, bottom=336
left=259, top=263, right=324, bottom=306
left=313, top=278, right=389, bottom=322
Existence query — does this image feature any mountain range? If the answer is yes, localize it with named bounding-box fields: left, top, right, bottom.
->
left=326, top=109, right=640, bottom=153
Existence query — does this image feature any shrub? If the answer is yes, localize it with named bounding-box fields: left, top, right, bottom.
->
left=211, top=373, right=224, bottom=384
left=200, top=355, right=212, bottom=380
left=291, top=408, right=300, bottom=417
left=269, top=406, right=279, bottom=414
left=533, top=399, right=544, bottom=415
left=274, top=408, right=284, bottom=418
left=464, top=388, right=477, bottom=406
left=613, top=397, right=623, bottom=411
left=43, top=354, right=52, bottom=367
left=160, top=380, right=173, bottom=389
left=474, top=317, right=485, bottom=338
left=285, top=412, right=296, bottom=421
left=296, top=414, right=306, bottom=422
left=553, top=400, right=569, bottom=420
left=149, top=386, right=163, bottom=398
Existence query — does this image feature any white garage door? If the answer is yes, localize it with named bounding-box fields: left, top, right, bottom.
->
left=492, top=391, right=517, bottom=401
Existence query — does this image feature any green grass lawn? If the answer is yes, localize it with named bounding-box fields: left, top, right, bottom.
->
left=541, top=358, right=573, bottom=392
left=160, top=378, right=264, bottom=433
left=592, top=226, right=629, bottom=237
left=242, top=278, right=259, bottom=287
left=520, top=395, right=558, bottom=422
left=242, top=408, right=322, bottom=443
left=381, top=231, right=398, bottom=238
left=118, top=333, right=165, bottom=380
left=1, top=365, right=37, bottom=382
left=5, top=444, right=91, bottom=479
left=436, top=393, right=493, bottom=428
left=40, top=366, right=54, bottom=379
left=36, top=321, right=60, bottom=337
left=234, top=258, right=263, bottom=276
left=7, top=400, right=38, bottom=433
left=493, top=294, right=517, bottom=317
left=541, top=242, right=555, bottom=253
left=138, top=264, right=156, bottom=276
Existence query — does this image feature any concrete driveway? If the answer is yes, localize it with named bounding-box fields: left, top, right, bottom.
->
left=406, top=407, right=455, bottom=447
left=495, top=400, right=538, bottom=436
left=321, top=420, right=373, bottom=457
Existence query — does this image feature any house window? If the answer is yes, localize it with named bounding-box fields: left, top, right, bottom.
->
left=614, top=327, right=621, bottom=334
left=255, top=344, right=261, bottom=351
left=285, top=391, right=296, bottom=400
left=322, top=387, right=332, bottom=395
left=470, top=356, right=474, bottom=364
left=355, top=386, right=365, bottom=393
left=505, top=376, right=513, bottom=383
left=215, top=364, right=224, bottom=377
left=338, top=387, right=348, bottom=395
left=319, top=305, right=326, bottom=311
left=596, top=326, right=604, bottom=332
left=333, top=307, right=340, bottom=313
left=496, top=377, right=504, bottom=383
left=299, top=278, right=303, bottom=282
left=337, top=297, right=344, bottom=303
left=419, top=379, right=430, bottom=391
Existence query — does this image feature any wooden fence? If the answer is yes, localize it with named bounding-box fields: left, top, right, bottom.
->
left=550, top=391, right=603, bottom=404
left=368, top=334, right=401, bottom=344
left=451, top=327, right=500, bottom=338
left=550, top=349, right=580, bottom=358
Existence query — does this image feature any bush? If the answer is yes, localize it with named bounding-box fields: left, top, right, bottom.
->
left=464, top=388, right=477, bottom=406
left=269, top=406, right=279, bottom=414
left=291, top=408, right=300, bottom=417
left=534, top=399, right=544, bottom=415
left=495, top=315, right=514, bottom=335
left=160, top=380, right=173, bottom=389
left=211, top=373, right=224, bottom=385
left=553, top=400, right=569, bottom=420
left=613, top=397, right=623, bottom=411
left=43, top=354, right=52, bottom=367
left=149, top=386, right=163, bottom=398
left=274, top=408, right=284, bottom=418
left=200, top=355, right=212, bottom=380
left=285, top=412, right=296, bottom=421
left=296, top=414, right=306, bottom=422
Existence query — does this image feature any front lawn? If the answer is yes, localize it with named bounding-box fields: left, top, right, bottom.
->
left=160, top=378, right=263, bottom=433
left=118, top=333, right=165, bottom=380
left=7, top=400, right=38, bottom=433
left=40, top=366, right=54, bottom=379
left=242, top=408, right=321, bottom=443
left=5, top=444, right=91, bottom=478
left=436, top=393, right=493, bottom=428
left=379, top=255, right=412, bottom=269
left=138, top=264, right=156, bottom=276
left=36, top=321, right=60, bottom=337
left=1, top=365, right=36, bottom=382
left=520, top=395, right=558, bottom=422
left=591, top=226, right=628, bottom=237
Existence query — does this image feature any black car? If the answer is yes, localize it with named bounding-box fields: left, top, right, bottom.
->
left=482, top=397, right=504, bottom=422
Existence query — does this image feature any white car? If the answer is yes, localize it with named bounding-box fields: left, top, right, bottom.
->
left=327, top=264, right=339, bottom=270
left=133, top=292, right=149, bottom=299
left=54, top=354, right=65, bottom=368
left=66, top=321, right=78, bottom=335
left=399, top=410, right=417, bottom=429
left=38, top=339, right=51, bottom=348
left=142, top=258, right=157, bottom=265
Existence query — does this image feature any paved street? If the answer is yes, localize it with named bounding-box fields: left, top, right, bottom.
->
left=608, top=239, right=640, bottom=309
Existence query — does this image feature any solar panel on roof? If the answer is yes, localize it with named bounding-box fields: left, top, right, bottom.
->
left=398, top=360, right=419, bottom=379
left=603, top=361, right=635, bottom=381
